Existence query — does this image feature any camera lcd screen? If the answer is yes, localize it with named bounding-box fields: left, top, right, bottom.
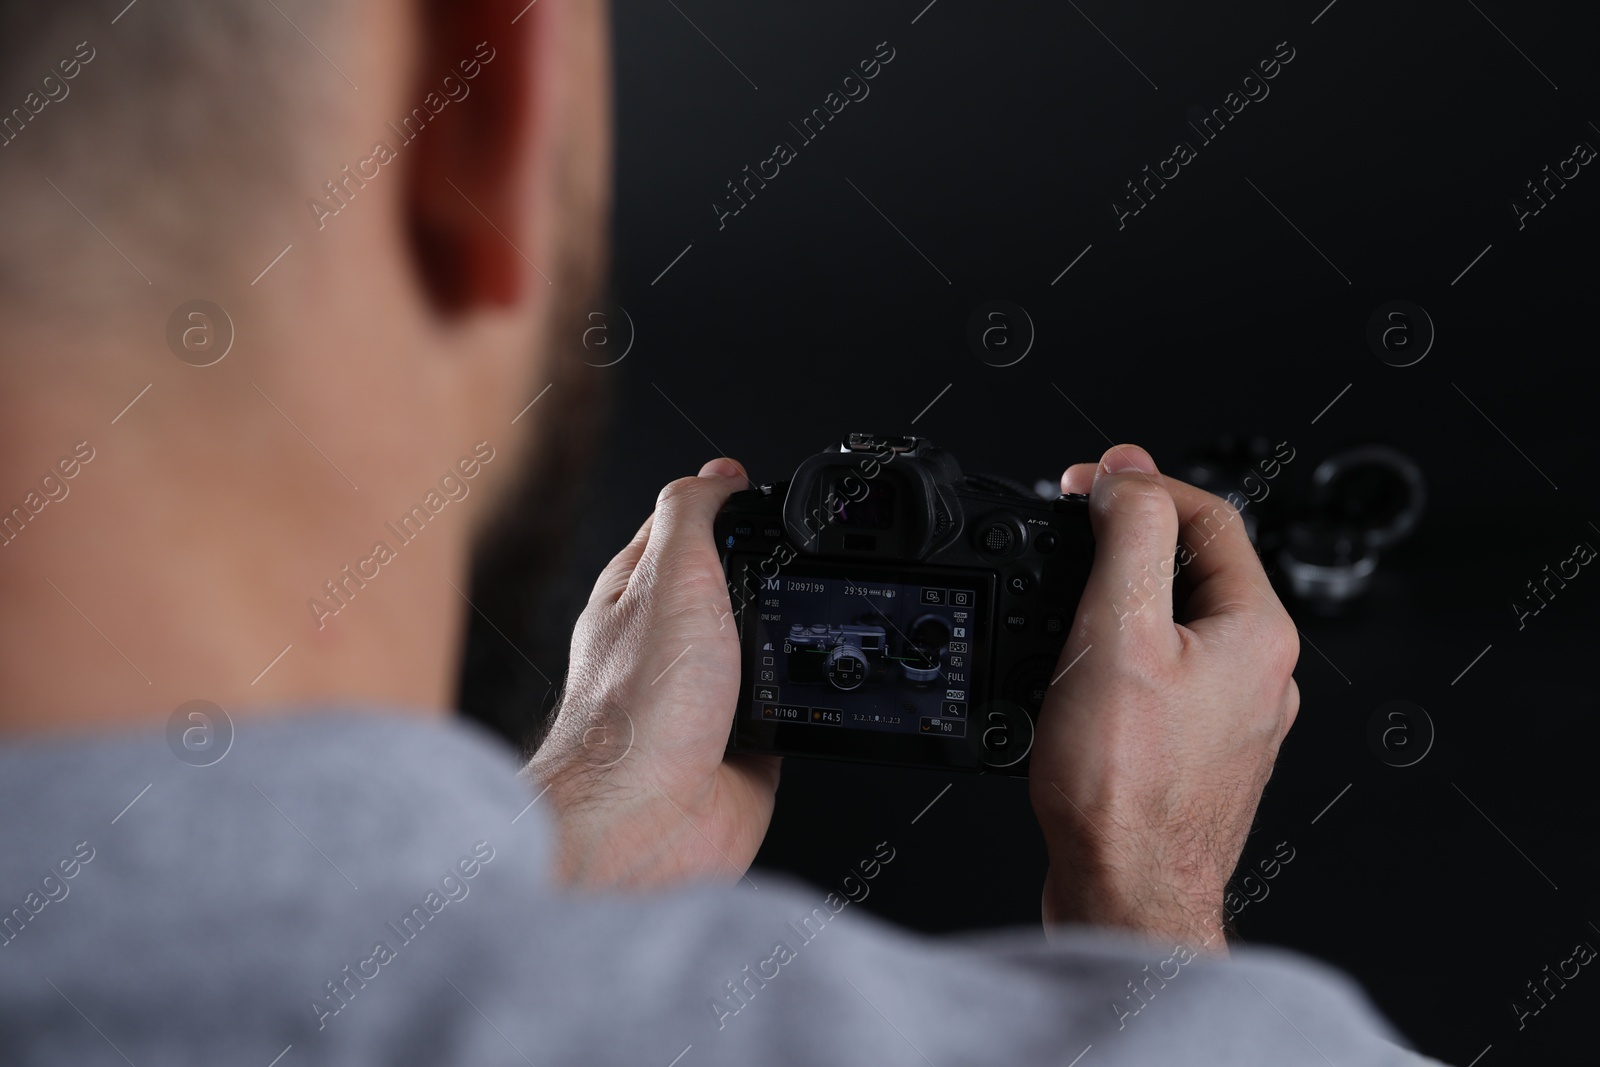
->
left=738, top=560, right=992, bottom=742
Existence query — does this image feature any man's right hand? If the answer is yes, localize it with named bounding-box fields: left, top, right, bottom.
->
left=1029, top=444, right=1301, bottom=952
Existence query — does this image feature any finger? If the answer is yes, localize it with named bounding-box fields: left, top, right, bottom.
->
left=1075, top=444, right=1183, bottom=652
left=628, top=458, right=749, bottom=599
left=590, top=513, right=655, bottom=604
left=1155, top=475, right=1281, bottom=628
left=1060, top=462, right=1097, bottom=495
left=593, top=459, right=749, bottom=605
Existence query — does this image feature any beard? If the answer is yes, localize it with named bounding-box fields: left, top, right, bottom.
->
left=454, top=100, right=615, bottom=754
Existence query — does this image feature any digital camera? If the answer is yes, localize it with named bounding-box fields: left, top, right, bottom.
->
left=715, top=433, right=1094, bottom=776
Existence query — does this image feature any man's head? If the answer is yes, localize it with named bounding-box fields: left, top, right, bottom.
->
left=0, top=0, right=611, bottom=732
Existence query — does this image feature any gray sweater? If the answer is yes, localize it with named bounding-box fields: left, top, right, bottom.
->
left=0, top=711, right=1439, bottom=1065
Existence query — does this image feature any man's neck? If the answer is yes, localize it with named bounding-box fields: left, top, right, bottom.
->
left=0, top=370, right=466, bottom=736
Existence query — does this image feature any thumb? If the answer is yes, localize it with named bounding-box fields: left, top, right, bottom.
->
left=631, top=458, right=748, bottom=596
left=589, top=513, right=655, bottom=605
left=1075, top=445, right=1182, bottom=652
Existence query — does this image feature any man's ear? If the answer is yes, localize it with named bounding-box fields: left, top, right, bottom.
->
left=406, top=0, right=554, bottom=312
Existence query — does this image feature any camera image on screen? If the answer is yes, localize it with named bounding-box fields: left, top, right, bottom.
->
left=784, top=622, right=887, bottom=690
left=784, top=615, right=951, bottom=691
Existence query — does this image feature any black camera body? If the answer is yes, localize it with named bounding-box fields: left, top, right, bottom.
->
left=715, top=434, right=1093, bottom=776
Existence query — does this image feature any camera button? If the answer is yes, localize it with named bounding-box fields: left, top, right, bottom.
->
left=1042, top=612, right=1067, bottom=637
left=1034, top=532, right=1058, bottom=554
left=761, top=524, right=784, bottom=541
left=1006, top=572, right=1033, bottom=596
left=920, top=588, right=946, bottom=605
left=980, top=522, right=1016, bottom=555
left=1004, top=612, right=1028, bottom=631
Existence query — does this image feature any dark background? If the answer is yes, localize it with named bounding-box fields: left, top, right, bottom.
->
left=462, top=1, right=1600, bottom=1061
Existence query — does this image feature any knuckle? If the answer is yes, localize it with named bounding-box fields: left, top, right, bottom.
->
left=1271, top=620, right=1301, bottom=673
left=1237, top=605, right=1298, bottom=674
left=1199, top=488, right=1242, bottom=522
left=1251, top=620, right=1299, bottom=676
left=1107, top=629, right=1179, bottom=688
left=1187, top=494, right=1244, bottom=541
left=1099, top=481, right=1172, bottom=521
left=655, top=476, right=707, bottom=510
